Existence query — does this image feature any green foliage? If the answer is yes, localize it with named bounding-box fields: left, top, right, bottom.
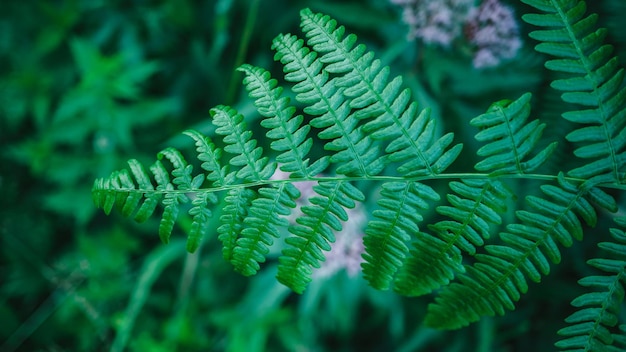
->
left=93, top=7, right=465, bottom=295
left=5, top=0, right=626, bottom=350
left=522, top=0, right=626, bottom=183
left=92, top=2, right=626, bottom=350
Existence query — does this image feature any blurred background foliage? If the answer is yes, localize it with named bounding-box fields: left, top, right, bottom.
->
left=1, top=0, right=625, bottom=351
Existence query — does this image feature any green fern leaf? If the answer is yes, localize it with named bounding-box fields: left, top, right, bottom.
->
left=157, top=147, right=194, bottom=189
left=210, top=105, right=276, bottom=182
left=127, top=159, right=161, bottom=223
left=210, top=105, right=289, bottom=271
left=278, top=181, right=364, bottom=293
left=152, top=150, right=194, bottom=244
left=90, top=10, right=626, bottom=340
left=470, top=93, right=557, bottom=174
left=158, top=189, right=181, bottom=245
left=285, top=8, right=465, bottom=292
left=181, top=130, right=223, bottom=252
left=93, top=161, right=159, bottom=220
left=183, top=129, right=231, bottom=186
left=93, top=150, right=197, bottom=246
left=186, top=192, right=214, bottom=252
left=232, top=183, right=300, bottom=276
left=218, top=188, right=256, bottom=262
left=556, top=216, right=626, bottom=351
left=237, top=63, right=329, bottom=178
left=522, top=0, right=626, bottom=184
left=609, top=325, right=626, bottom=352
left=361, top=181, right=439, bottom=291
left=272, top=32, right=384, bottom=177
left=92, top=177, right=116, bottom=215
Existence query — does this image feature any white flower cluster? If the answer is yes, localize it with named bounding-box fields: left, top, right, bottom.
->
left=391, top=0, right=475, bottom=47
left=391, top=0, right=521, bottom=68
left=465, top=0, right=522, bottom=68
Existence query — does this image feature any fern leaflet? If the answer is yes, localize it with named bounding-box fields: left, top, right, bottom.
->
left=470, top=93, right=557, bottom=174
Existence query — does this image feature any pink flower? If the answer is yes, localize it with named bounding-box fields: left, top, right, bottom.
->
left=390, top=0, right=522, bottom=68
left=464, top=0, right=522, bottom=68
left=391, top=0, right=475, bottom=47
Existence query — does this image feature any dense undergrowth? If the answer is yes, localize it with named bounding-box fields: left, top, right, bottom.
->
left=2, top=1, right=626, bottom=351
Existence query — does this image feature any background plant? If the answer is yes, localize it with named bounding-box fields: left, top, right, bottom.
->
left=2, top=1, right=625, bottom=352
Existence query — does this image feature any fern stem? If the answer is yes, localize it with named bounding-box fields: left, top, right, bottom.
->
left=95, top=172, right=619, bottom=198
left=225, top=0, right=261, bottom=105
left=491, top=103, right=524, bottom=173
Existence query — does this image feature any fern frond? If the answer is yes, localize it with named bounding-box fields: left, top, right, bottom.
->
left=470, top=93, right=557, bottom=174
left=92, top=161, right=157, bottom=219
left=91, top=9, right=626, bottom=339
left=271, top=30, right=378, bottom=291
left=218, top=188, right=255, bottom=262
left=153, top=149, right=193, bottom=245
left=611, top=325, right=626, bottom=352
left=522, top=0, right=626, bottom=184
left=183, top=129, right=231, bottom=187
left=425, top=175, right=612, bottom=329
left=90, top=8, right=626, bottom=347
left=283, top=8, right=466, bottom=292
left=556, top=216, right=626, bottom=351
left=271, top=27, right=399, bottom=290
left=277, top=181, right=365, bottom=293
left=182, top=130, right=225, bottom=252
left=124, top=160, right=160, bottom=222
left=187, top=192, right=215, bottom=252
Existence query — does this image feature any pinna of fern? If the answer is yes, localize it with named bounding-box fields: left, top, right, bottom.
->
left=556, top=216, right=626, bottom=352
left=522, top=0, right=626, bottom=184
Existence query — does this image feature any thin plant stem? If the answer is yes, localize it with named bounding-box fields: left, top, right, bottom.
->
left=226, top=0, right=261, bottom=104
